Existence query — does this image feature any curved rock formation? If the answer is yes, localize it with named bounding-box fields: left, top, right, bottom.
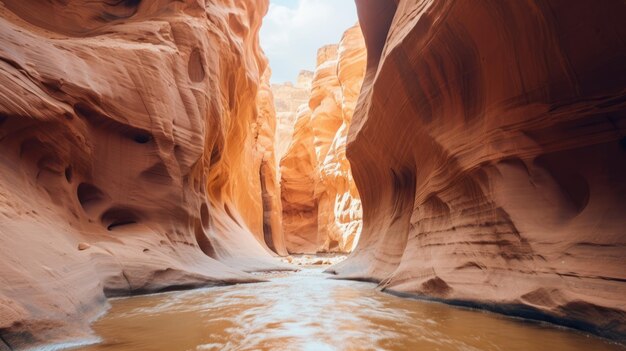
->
left=0, top=0, right=285, bottom=348
left=332, top=0, right=626, bottom=341
left=280, top=24, right=366, bottom=254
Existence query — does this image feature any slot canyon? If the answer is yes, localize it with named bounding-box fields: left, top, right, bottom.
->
left=0, top=0, right=624, bottom=350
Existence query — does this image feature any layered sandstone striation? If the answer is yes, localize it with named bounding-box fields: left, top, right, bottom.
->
left=272, top=70, right=313, bottom=160
left=0, top=0, right=286, bottom=348
left=280, top=24, right=366, bottom=254
left=331, top=0, right=626, bottom=341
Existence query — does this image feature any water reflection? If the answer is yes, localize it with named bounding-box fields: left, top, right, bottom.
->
left=78, top=268, right=624, bottom=351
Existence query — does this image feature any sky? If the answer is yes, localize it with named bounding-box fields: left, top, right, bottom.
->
left=260, top=0, right=358, bottom=84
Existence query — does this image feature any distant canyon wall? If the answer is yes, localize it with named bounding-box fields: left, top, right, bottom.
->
left=272, top=70, right=313, bottom=160
left=0, top=0, right=284, bottom=348
left=280, top=24, right=366, bottom=254
left=332, top=0, right=626, bottom=341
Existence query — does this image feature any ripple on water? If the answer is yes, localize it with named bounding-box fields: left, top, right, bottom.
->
left=75, top=268, right=625, bottom=351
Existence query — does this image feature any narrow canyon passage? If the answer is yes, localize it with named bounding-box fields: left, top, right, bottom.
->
left=80, top=265, right=623, bottom=351
left=0, top=0, right=625, bottom=350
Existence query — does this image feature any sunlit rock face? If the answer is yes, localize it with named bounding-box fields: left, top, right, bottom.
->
left=280, top=24, right=366, bottom=254
left=332, top=0, right=626, bottom=341
left=0, top=0, right=285, bottom=348
left=316, top=25, right=366, bottom=253
left=272, top=70, right=313, bottom=160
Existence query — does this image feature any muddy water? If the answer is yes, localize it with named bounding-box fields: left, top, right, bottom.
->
left=79, top=268, right=623, bottom=351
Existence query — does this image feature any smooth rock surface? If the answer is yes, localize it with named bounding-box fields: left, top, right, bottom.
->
left=331, top=0, right=626, bottom=341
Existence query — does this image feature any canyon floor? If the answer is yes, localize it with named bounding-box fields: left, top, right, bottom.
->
left=69, top=261, right=624, bottom=351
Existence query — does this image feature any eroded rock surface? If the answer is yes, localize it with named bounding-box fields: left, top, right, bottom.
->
left=0, top=0, right=286, bottom=348
left=332, top=0, right=626, bottom=341
left=280, top=24, right=366, bottom=254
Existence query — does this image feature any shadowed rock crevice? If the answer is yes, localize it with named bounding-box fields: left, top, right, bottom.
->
left=101, top=207, right=140, bottom=231
left=188, top=48, right=205, bottom=83
left=260, top=165, right=276, bottom=253
left=77, top=183, right=106, bottom=213
left=64, top=166, right=73, bottom=183
left=194, top=220, right=216, bottom=259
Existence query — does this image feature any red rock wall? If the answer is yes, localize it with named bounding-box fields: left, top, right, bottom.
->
left=0, top=0, right=284, bottom=348
left=333, top=0, right=626, bottom=340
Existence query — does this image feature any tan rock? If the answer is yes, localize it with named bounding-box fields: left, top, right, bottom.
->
left=77, top=243, right=91, bottom=251
left=333, top=0, right=626, bottom=341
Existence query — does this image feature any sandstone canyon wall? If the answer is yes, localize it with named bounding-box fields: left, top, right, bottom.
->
left=331, top=0, right=626, bottom=341
left=0, top=0, right=285, bottom=348
left=280, top=24, right=366, bottom=254
left=272, top=70, right=313, bottom=160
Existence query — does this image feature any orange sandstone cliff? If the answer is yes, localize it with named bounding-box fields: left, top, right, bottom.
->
left=331, top=0, right=626, bottom=341
left=280, top=24, right=366, bottom=254
left=0, top=0, right=285, bottom=348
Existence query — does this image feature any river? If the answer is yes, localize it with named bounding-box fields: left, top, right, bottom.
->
left=77, top=267, right=624, bottom=351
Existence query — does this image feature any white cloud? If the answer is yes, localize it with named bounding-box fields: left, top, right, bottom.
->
left=260, top=0, right=358, bottom=83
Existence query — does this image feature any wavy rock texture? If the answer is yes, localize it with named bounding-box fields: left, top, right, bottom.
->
left=272, top=70, right=313, bottom=160
left=281, top=25, right=366, bottom=254
left=0, top=0, right=286, bottom=348
left=331, top=0, right=626, bottom=341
